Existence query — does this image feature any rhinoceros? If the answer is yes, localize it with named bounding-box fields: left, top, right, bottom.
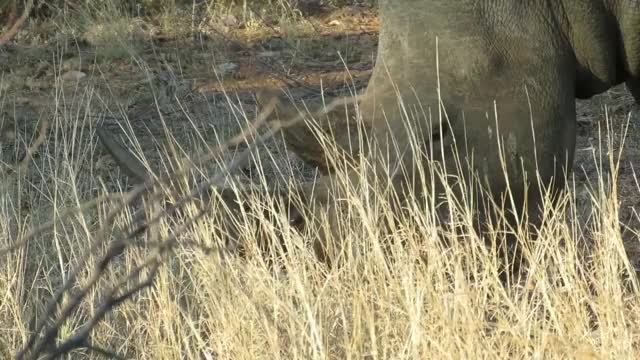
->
left=99, top=0, right=640, bottom=263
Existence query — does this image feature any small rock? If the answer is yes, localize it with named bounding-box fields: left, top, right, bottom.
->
left=328, top=19, right=341, bottom=26
left=62, top=70, right=87, bottom=82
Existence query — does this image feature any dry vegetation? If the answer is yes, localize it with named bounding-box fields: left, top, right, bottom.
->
left=1, top=1, right=640, bottom=359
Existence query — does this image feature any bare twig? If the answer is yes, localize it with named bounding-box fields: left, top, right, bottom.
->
left=0, top=0, right=34, bottom=46
left=6, top=2, right=365, bottom=353
left=15, top=85, right=359, bottom=359
left=3, top=94, right=278, bottom=256
left=14, top=187, right=147, bottom=359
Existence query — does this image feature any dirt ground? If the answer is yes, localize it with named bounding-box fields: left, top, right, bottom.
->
left=1, top=5, right=639, bottom=266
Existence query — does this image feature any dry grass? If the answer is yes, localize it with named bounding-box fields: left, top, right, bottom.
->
left=2, top=72, right=640, bottom=359
left=1, top=1, right=640, bottom=359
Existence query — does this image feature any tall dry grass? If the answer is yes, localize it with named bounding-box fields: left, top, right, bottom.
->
left=1, top=2, right=640, bottom=358
left=1, top=60, right=640, bottom=359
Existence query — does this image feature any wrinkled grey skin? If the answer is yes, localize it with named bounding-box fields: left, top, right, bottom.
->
left=366, top=0, right=640, bottom=193
left=100, top=1, right=640, bottom=265
left=305, top=0, right=640, bottom=261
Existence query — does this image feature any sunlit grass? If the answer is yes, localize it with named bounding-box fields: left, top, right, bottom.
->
left=2, top=67, right=640, bottom=359
left=1, top=2, right=639, bottom=358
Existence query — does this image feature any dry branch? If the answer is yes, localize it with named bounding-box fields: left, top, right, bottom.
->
left=0, top=0, right=33, bottom=46
left=4, top=6, right=363, bottom=354
left=14, top=81, right=360, bottom=358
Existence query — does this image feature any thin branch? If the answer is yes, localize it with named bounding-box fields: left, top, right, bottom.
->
left=14, top=54, right=360, bottom=359
left=0, top=0, right=34, bottom=46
